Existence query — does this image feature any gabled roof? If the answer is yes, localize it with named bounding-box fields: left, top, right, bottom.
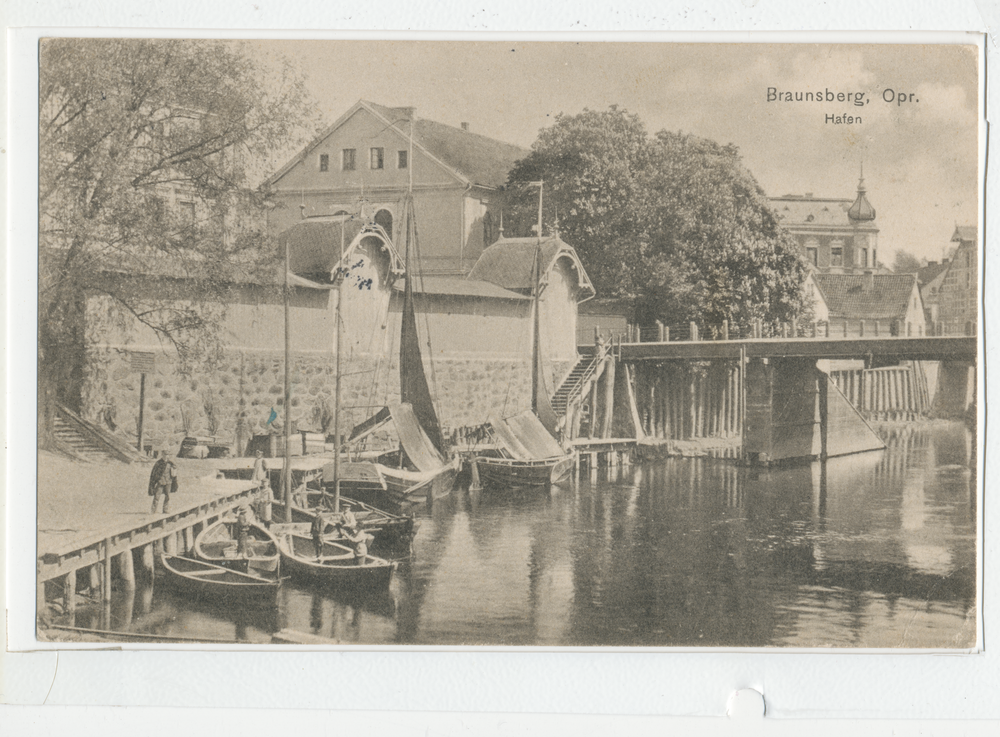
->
left=917, top=260, right=950, bottom=287
left=265, top=100, right=528, bottom=190
left=952, top=225, right=977, bottom=243
left=467, top=235, right=596, bottom=302
left=812, top=273, right=918, bottom=320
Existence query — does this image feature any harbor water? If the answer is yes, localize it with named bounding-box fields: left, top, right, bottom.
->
left=71, top=421, right=976, bottom=648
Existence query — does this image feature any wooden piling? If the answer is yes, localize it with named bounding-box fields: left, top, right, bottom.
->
left=102, top=538, right=113, bottom=603
left=183, top=526, right=195, bottom=554
left=602, top=356, right=616, bottom=438
left=164, top=532, right=177, bottom=555
left=63, top=569, right=77, bottom=614
left=141, top=544, right=155, bottom=581
left=89, top=563, right=101, bottom=595
left=117, top=549, right=136, bottom=590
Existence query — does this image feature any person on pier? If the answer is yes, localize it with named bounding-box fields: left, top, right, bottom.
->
left=236, top=503, right=252, bottom=557
left=148, top=452, right=178, bottom=515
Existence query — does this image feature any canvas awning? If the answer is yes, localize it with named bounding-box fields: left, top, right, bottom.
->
left=489, top=411, right=565, bottom=461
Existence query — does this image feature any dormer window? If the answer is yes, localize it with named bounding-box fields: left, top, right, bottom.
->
left=370, top=147, right=384, bottom=170
left=319, top=154, right=329, bottom=172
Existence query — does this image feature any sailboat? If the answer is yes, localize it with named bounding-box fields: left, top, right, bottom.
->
left=347, top=194, right=460, bottom=506
left=474, top=184, right=574, bottom=488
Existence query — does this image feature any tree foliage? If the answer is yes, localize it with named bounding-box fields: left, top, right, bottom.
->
left=892, top=249, right=922, bottom=274
left=498, top=107, right=810, bottom=336
left=38, top=39, right=318, bottom=428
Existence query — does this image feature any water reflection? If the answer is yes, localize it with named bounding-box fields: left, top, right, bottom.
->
left=83, top=422, right=975, bottom=648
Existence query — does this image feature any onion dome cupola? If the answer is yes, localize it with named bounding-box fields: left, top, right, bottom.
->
left=847, top=164, right=876, bottom=222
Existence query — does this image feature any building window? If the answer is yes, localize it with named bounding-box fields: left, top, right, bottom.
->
left=370, top=147, right=384, bottom=169
left=342, top=149, right=356, bottom=171
left=398, top=150, right=408, bottom=169
left=374, top=209, right=393, bottom=238
left=858, top=248, right=868, bottom=267
left=319, top=154, right=329, bottom=172
left=806, top=246, right=818, bottom=266
left=831, top=246, right=843, bottom=267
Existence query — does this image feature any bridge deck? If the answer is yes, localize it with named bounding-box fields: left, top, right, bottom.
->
left=582, top=336, right=976, bottom=363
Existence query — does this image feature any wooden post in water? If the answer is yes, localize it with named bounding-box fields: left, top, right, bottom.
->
left=103, top=538, right=113, bottom=604
left=63, top=570, right=76, bottom=614
left=141, top=544, right=155, bottom=582
left=588, top=378, right=600, bottom=439
left=819, top=369, right=829, bottom=462
left=118, top=549, right=136, bottom=590
left=183, top=526, right=195, bottom=554
left=164, top=532, right=177, bottom=555
left=601, top=355, right=615, bottom=438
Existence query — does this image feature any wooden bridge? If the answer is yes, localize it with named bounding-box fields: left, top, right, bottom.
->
left=581, top=335, right=977, bottom=363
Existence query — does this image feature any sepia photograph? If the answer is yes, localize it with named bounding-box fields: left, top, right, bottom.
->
left=31, top=38, right=981, bottom=649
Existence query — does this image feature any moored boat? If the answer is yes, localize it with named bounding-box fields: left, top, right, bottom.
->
left=158, top=553, right=280, bottom=606
left=275, top=531, right=395, bottom=592
left=193, top=514, right=280, bottom=578
left=273, top=489, right=417, bottom=547
left=474, top=410, right=574, bottom=489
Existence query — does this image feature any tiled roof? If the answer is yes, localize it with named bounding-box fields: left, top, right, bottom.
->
left=812, top=273, right=917, bottom=320
left=770, top=197, right=857, bottom=228
left=952, top=225, right=977, bottom=243
left=467, top=235, right=595, bottom=301
left=917, top=261, right=949, bottom=286
left=365, top=101, right=527, bottom=189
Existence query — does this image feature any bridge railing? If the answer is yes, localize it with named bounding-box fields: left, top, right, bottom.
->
left=615, top=318, right=938, bottom=344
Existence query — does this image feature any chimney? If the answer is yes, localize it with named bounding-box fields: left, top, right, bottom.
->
left=864, top=270, right=874, bottom=291
left=461, top=122, right=470, bottom=131
left=395, top=106, right=416, bottom=120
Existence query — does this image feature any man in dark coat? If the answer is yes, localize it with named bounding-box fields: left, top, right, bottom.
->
left=148, top=452, right=178, bottom=514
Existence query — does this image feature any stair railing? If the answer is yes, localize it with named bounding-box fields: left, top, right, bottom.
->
left=553, top=340, right=612, bottom=415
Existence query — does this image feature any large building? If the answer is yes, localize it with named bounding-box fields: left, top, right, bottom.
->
left=771, top=171, right=879, bottom=274
left=937, top=225, right=978, bottom=336
left=264, top=100, right=528, bottom=276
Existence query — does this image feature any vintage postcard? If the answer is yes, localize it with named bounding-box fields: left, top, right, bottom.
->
left=24, top=38, right=982, bottom=651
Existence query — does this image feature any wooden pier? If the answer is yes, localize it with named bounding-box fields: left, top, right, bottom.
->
left=37, top=454, right=257, bottom=620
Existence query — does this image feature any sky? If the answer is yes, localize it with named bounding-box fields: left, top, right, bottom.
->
left=253, top=40, right=981, bottom=266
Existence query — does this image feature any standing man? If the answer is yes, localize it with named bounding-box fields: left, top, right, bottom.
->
left=310, top=508, right=326, bottom=560
left=251, top=449, right=273, bottom=526
left=148, top=451, right=178, bottom=514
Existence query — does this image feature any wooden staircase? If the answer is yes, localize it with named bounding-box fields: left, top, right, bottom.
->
left=551, top=352, right=605, bottom=417
left=52, top=405, right=147, bottom=463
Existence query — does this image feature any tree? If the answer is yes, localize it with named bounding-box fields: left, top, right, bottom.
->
left=38, top=38, right=319, bottom=445
left=499, top=107, right=809, bottom=336
left=892, top=249, right=922, bottom=274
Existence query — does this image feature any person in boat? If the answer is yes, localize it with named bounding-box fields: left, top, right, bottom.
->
left=334, top=507, right=358, bottom=537
left=310, top=508, right=326, bottom=559
left=255, top=479, right=274, bottom=528
left=148, top=452, right=178, bottom=515
left=350, top=531, right=374, bottom=565
left=236, top=503, right=252, bottom=557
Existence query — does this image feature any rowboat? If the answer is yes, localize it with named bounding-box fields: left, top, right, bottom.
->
left=474, top=411, right=574, bottom=489
left=273, top=490, right=417, bottom=547
left=158, top=554, right=280, bottom=606
left=193, top=515, right=280, bottom=578
left=275, top=531, right=395, bottom=592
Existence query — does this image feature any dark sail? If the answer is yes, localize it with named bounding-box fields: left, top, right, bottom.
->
left=399, top=195, right=445, bottom=452
left=532, top=241, right=559, bottom=435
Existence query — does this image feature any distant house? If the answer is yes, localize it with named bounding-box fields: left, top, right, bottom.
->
left=936, top=225, right=978, bottom=336
left=264, top=100, right=528, bottom=276
left=771, top=171, right=880, bottom=274
left=807, top=272, right=925, bottom=337
left=917, top=259, right=950, bottom=331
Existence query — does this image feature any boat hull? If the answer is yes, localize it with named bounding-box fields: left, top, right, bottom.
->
left=271, top=494, right=416, bottom=548
left=158, top=554, right=280, bottom=607
left=276, top=532, right=395, bottom=593
left=377, top=459, right=460, bottom=506
left=194, top=517, right=281, bottom=578
left=475, top=455, right=574, bottom=488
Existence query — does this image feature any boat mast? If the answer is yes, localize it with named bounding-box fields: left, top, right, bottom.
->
left=282, top=221, right=292, bottom=522
left=332, top=218, right=345, bottom=514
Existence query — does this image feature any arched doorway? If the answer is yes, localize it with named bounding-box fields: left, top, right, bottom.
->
left=374, top=209, right=393, bottom=240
